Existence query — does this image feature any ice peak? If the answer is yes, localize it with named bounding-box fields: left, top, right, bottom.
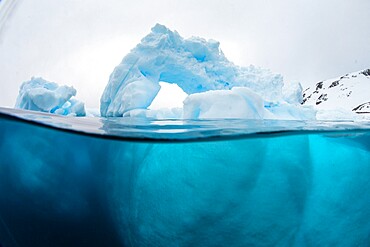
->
left=151, top=23, right=171, bottom=34
left=140, top=24, right=222, bottom=62
left=140, top=24, right=182, bottom=50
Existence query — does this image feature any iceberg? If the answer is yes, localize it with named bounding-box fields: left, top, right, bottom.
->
left=15, top=77, right=86, bottom=116
left=101, top=24, right=312, bottom=119
left=0, top=110, right=369, bottom=246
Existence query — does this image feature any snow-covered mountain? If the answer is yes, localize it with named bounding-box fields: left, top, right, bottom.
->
left=302, top=69, right=370, bottom=116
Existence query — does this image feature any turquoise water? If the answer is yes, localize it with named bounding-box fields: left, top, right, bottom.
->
left=0, top=108, right=369, bottom=247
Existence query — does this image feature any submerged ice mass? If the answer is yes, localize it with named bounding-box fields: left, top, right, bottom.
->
left=101, top=24, right=313, bottom=119
left=0, top=111, right=369, bottom=246
left=15, top=77, right=86, bottom=116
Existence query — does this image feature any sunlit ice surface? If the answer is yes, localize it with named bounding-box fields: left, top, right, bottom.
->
left=0, top=107, right=370, bottom=247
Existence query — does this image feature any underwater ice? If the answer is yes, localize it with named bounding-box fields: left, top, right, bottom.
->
left=101, top=24, right=314, bottom=119
left=15, top=77, right=86, bottom=116
left=0, top=115, right=369, bottom=246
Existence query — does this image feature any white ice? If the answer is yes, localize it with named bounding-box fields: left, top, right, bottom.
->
left=183, top=87, right=265, bottom=119
left=15, top=77, right=86, bottom=116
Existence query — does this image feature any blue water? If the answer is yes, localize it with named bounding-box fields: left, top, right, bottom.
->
left=0, top=107, right=369, bottom=247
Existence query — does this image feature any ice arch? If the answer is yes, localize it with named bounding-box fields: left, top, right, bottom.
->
left=100, top=24, right=284, bottom=117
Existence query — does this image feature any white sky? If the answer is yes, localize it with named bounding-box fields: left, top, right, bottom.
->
left=149, top=82, right=188, bottom=110
left=0, top=0, right=369, bottom=108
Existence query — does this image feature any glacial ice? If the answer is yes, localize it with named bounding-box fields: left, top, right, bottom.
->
left=0, top=114, right=369, bottom=246
left=183, top=87, right=265, bottom=119
left=101, top=24, right=313, bottom=120
left=15, top=77, right=86, bottom=116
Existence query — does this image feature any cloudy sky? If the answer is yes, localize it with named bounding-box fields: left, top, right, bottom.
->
left=0, top=0, right=369, bottom=108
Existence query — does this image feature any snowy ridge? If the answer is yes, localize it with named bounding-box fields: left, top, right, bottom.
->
left=302, top=69, right=370, bottom=117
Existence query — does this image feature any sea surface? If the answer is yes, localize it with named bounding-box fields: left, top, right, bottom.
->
left=0, top=107, right=369, bottom=247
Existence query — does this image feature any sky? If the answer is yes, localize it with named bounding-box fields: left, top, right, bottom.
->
left=0, top=0, right=369, bottom=108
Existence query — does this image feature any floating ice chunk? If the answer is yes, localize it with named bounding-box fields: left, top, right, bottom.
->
left=183, top=87, right=316, bottom=120
left=183, top=87, right=266, bottom=119
left=100, top=24, right=283, bottom=117
left=15, top=77, right=86, bottom=116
